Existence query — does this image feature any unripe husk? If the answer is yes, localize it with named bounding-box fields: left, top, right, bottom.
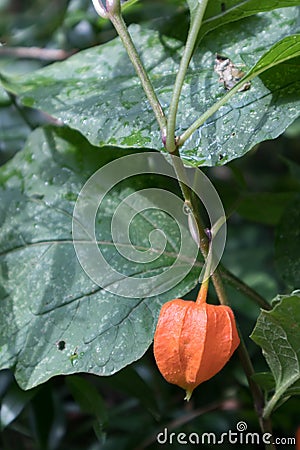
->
left=153, top=299, right=240, bottom=400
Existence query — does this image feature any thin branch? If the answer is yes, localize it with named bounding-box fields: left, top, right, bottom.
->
left=109, top=12, right=167, bottom=137
left=219, top=265, right=272, bottom=310
left=166, top=0, right=209, bottom=152
left=7, top=91, right=35, bottom=130
left=0, top=46, right=76, bottom=61
left=237, top=331, right=276, bottom=450
left=135, top=398, right=240, bottom=450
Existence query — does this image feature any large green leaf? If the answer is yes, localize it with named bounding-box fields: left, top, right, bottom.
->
left=200, top=0, right=300, bottom=40
left=0, top=126, right=200, bottom=389
left=0, top=8, right=299, bottom=166
left=66, top=375, right=107, bottom=440
left=178, top=30, right=300, bottom=165
left=250, top=292, right=300, bottom=418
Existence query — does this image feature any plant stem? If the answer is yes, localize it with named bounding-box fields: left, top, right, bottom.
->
left=178, top=47, right=298, bottom=146
left=237, top=333, right=276, bottom=449
left=196, top=251, right=212, bottom=304
left=263, top=380, right=297, bottom=420
left=169, top=152, right=275, bottom=445
left=177, top=81, right=243, bottom=145
left=7, top=92, right=35, bottom=130
left=169, top=146, right=209, bottom=251
left=166, top=0, right=209, bottom=152
left=210, top=264, right=275, bottom=445
left=210, top=270, right=229, bottom=305
left=196, top=277, right=209, bottom=304
left=219, top=265, right=272, bottom=311
left=108, top=4, right=275, bottom=445
left=109, top=12, right=167, bottom=137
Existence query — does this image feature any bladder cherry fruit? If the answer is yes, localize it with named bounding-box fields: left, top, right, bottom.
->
left=153, top=296, right=240, bottom=400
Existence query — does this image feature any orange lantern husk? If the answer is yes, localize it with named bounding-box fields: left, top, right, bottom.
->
left=153, top=296, right=240, bottom=400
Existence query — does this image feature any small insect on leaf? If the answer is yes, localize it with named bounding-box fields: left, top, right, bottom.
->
left=70, top=347, right=79, bottom=366
left=69, top=347, right=85, bottom=366
left=214, top=54, right=251, bottom=92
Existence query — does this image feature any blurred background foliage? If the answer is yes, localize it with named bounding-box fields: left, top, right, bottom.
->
left=0, top=0, right=299, bottom=449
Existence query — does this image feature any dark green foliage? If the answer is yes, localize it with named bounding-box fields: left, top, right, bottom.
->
left=0, top=1, right=300, bottom=449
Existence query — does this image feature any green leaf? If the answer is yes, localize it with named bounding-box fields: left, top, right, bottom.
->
left=66, top=375, right=107, bottom=420
left=121, top=0, right=140, bottom=11
left=250, top=293, right=300, bottom=418
left=1, top=8, right=299, bottom=166
left=251, top=372, right=275, bottom=392
left=200, top=0, right=300, bottom=41
left=245, top=34, right=300, bottom=77
left=0, top=104, right=31, bottom=165
left=252, top=371, right=300, bottom=411
left=0, top=380, right=37, bottom=429
left=237, top=192, right=294, bottom=225
left=102, top=366, right=160, bottom=419
left=281, top=156, right=300, bottom=183
left=0, top=87, right=11, bottom=106
left=275, top=194, right=300, bottom=289
left=285, top=379, right=300, bottom=396
left=30, top=384, right=62, bottom=450
left=0, top=126, right=200, bottom=390
left=66, top=375, right=107, bottom=441
left=284, top=117, right=300, bottom=138
left=178, top=31, right=300, bottom=165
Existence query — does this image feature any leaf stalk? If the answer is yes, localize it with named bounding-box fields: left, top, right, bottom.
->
left=165, top=0, right=210, bottom=152
left=93, top=2, right=277, bottom=445
left=104, top=5, right=167, bottom=137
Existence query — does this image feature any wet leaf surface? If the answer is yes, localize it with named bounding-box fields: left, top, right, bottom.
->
left=0, top=8, right=299, bottom=166
left=251, top=292, right=300, bottom=417
left=0, top=127, right=200, bottom=389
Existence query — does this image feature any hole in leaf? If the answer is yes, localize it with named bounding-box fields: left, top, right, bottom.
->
left=57, top=340, right=66, bottom=351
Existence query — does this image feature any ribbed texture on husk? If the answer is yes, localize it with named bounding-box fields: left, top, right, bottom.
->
left=153, top=299, right=240, bottom=398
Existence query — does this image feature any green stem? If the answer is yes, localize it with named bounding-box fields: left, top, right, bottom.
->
left=263, top=372, right=298, bottom=419
left=171, top=157, right=274, bottom=444
left=237, top=332, right=276, bottom=449
left=8, top=91, right=35, bottom=130
left=178, top=50, right=297, bottom=146
left=169, top=146, right=209, bottom=253
left=170, top=151, right=274, bottom=442
left=219, top=265, right=272, bottom=311
left=196, top=277, right=209, bottom=304
left=211, top=270, right=229, bottom=306
left=106, top=3, right=274, bottom=445
left=196, top=239, right=214, bottom=304
left=210, top=264, right=275, bottom=445
left=166, top=0, right=209, bottom=152
left=109, top=12, right=167, bottom=137
left=178, top=77, right=249, bottom=146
